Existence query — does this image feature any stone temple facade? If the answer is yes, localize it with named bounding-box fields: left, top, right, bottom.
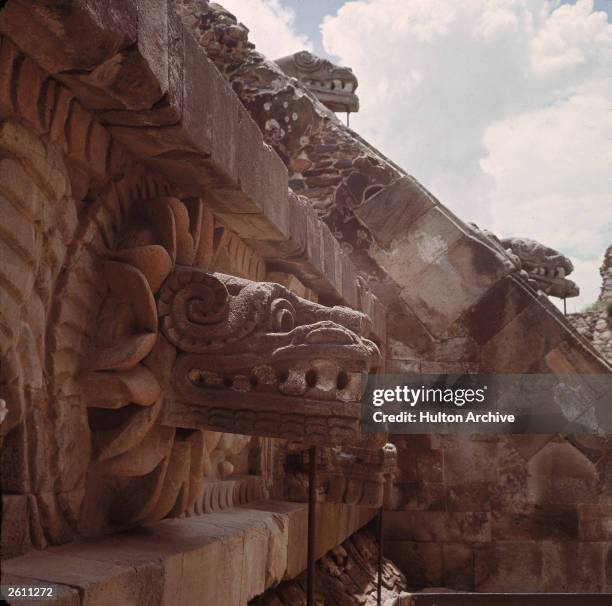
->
left=0, top=1, right=610, bottom=604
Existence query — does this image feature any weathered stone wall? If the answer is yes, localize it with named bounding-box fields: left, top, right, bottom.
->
left=386, top=434, right=611, bottom=592
left=0, top=32, right=268, bottom=556
left=0, top=7, right=386, bottom=601
left=1, top=1, right=610, bottom=603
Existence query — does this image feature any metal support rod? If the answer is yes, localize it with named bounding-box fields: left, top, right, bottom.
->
left=307, top=445, right=317, bottom=606
left=377, top=506, right=384, bottom=606
left=346, top=112, right=350, bottom=127
left=563, top=297, right=567, bottom=316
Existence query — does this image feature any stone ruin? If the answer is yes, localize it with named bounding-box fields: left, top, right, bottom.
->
left=0, top=0, right=610, bottom=604
left=568, top=246, right=612, bottom=365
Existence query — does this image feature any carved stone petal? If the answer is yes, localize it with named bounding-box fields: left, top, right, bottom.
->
left=183, top=198, right=203, bottom=256
left=103, top=261, right=157, bottom=333
left=122, top=453, right=172, bottom=526
left=146, top=198, right=177, bottom=264
left=165, top=197, right=196, bottom=266
left=84, top=333, right=157, bottom=371
left=97, top=425, right=175, bottom=477
left=96, top=397, right=162, bottom=461
left=81, top=365, right=161, bottom=408
left=141, top=440, right=191, bottom=523
left=114, top=245, right=173, bottom=294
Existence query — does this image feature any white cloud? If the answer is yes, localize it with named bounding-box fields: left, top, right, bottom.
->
left=321, top=0, right=612, bottom=309
left=218, top=0, right=313, bottom=59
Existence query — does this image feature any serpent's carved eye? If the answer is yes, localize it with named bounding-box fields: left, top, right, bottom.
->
left=271, top=299, right=296, bottom=332
left=295, top=50, right=321, bottom=72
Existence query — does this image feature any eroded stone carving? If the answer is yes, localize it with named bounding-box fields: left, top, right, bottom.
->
left=158, top=268, right=380, bottom=443
left=284, top=443, right=397, bottom=508
left=275, top=51, right=359, bottom=113
left=77, top=194, right=381, bottom=534
left=501, top=237, right=579, bottom=299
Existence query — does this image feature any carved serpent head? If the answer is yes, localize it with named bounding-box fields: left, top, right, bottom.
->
left=500, top=237, right=579, bottom=299
left=77, top=195, right=383, bottom=532
left=155, top=267, right=381, bottom=443
left=275, top=50, right=359, bottom=113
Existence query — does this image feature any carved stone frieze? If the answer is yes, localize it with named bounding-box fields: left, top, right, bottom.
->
left=156, top=267, right=381, bottom=443
left=76, top=193, right=382, bottom=534
left=283, top=443, right=397, bottom=508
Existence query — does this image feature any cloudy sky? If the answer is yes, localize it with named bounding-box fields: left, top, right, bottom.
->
left=220, top=0, right=612, bottom=312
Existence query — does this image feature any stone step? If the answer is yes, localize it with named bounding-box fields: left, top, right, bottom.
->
left=0, top=500, right=376, bottom=606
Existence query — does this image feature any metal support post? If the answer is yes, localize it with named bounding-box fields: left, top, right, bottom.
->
left=307, top=445, right=317, bottom=606
left=377, top=506, right=384, bottom=606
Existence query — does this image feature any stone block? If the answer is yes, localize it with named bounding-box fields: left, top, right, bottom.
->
left=391, top=480, right=446, bottom=512
left=527, top=442, right=597, bottom=506
left=399, top=232, right=513, bottom=337
left=491, top=506, right=579, bottom=541
left=502, top=435, right=555, bottom=462
left=385, top=310, right=436, bottom=358
left=321, top=224, right=339, bottom=288
left=340, top=252, right=359, bottom=310
left=384, top=541, right=443, bottom=588
left=0, top=501, right=372, bottom=606
left=446, top=482, right=497, bottom=512
left=216, top=210, right=289, bottom=243
left=433, top=337, right=478, bottom=363
left=444, top=440, right=498, bottom=485
left=542, top=541, right=606, bottom=592
left=180, top=30, right=288, bottom=222
left=372, top=206, right=465, bottom=289
left=0, top=0, right=136, bottom=75
left=355, top=175, right=438, bottom=249
left=479, top=293, right=569, bottom=372
left=443, top=542, right=473, bottom=590
left=304, top=205, right=325, bottom=278
left=2, top=550, right=162, bottom=606
left=383, top=511, right=490, bottom=542
left=461, top=276, right=536, bottom=346
left=416, top=450, right=443, bottom=483
left=566, top=435, right=612, bottom=464
left=545, top=337, right=610, bottom=375
left=475, top=542, right=544, bottom=592
left=578, top=504, right=612, bottom=541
